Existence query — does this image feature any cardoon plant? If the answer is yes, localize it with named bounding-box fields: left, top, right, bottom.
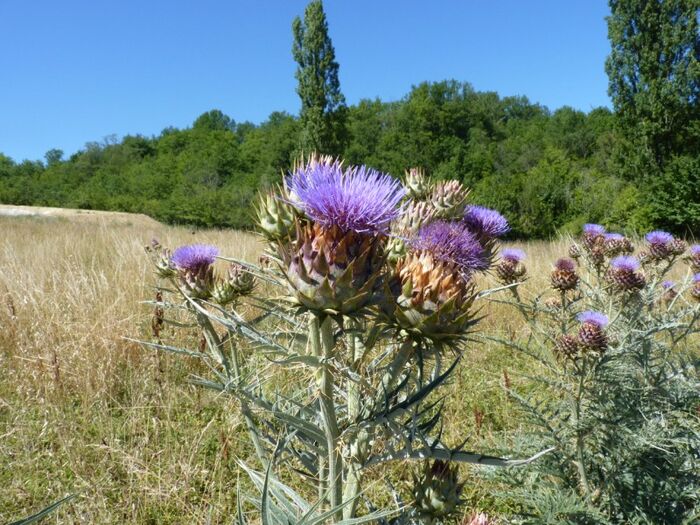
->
left=140, top=160, right=546, bottom=523
left=485, top=227, right=700, bottom=523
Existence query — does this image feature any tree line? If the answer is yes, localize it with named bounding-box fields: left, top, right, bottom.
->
left=0, top=0, right=697, bottom=239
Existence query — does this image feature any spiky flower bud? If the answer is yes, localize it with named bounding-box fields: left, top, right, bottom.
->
left=387, top=201, right=439, bottom=264
left=555, top=334, right=580, bottom=359
left=495, top=248, right=526, bottom=285
left=606, top=256, right=645, bottom=292
left=211, top=263, right=255, bottom=305
left=430, top=180, right=469, bottom=220
left=686, top=245, right=700, bottom=272
left=645, top=231, right=674, bottom=261
left=171, top=244, right=219, bottom=299
left=404, top=167, right=432, bottom=199
left=550, top=258, right=579, bottom=292
left=412, top=460, right=464, bottom=522
left=568, top=243, right=581, bottom=259
left=603, top=233, right=633, bottom=256
left=255, top=190, right=296, bottom=242
left=577, top=311, right=609, bottom=352
left=669, top=238, right=687, bottom=256
left=146, top=239, right=177, bottom=278
left=582, top=223, right=606, bottom=250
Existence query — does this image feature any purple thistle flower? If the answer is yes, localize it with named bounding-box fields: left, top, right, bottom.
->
left=694, top=273, right=700, bottom=283
left=690, top=244, right=700, bottom=255
left=662, top=280, right=674, bottom=290
left=463, top=205, right=510, bottom=238
left=610, top=255, right=640, bottom=272
left=501, top=248, right=526, bottom=263
left=554, top=258, right=576, bottom=271
left=412, top=220, right=487, bottom=273
left=171, top=244, right=219, bottom=272
left=583, top=223, right=606, bottom=235
left=287, top=161, right=405, bottom=234
left=604, top=233, right=625, bottom=241
left=645, top=230, right=674, bottom=245
left=577, top=310, right=609, bottom=328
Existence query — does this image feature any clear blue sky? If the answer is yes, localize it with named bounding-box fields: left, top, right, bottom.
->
left=0, top=1, right=612, bottom=162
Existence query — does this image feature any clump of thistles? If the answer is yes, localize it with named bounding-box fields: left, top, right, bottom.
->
left=577, top=311, right=609, bottom=352
left=171, top=244, right=219, bottom=299
left=496, top=248, right=526, bottom=285
left=550, top=258, right=579, bottom=292
left=606, top=255, right=645, bottom=292
left=281, top=161, right=404, bottom=315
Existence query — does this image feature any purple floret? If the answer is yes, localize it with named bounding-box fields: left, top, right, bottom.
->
left=604, top=233, right=625, bottom=241
left=413, top=220, right=487, bottom=273
left=463, top=205, right=510, bottom=238
left=171, top=244, right=219, bottom=271
left=583, top=224, right=606, bottom=235
left=577, top=310, right=609, bottom=328
left=694, top=273, right=700, bottom=283
left=287, top=161, right=405, bottom=235
left=645, top=230, right=674, bottom=245
left=554, top=258, right=576, bottom=271
left=690, top=244, right=700, bottom=255
left=662, top=280, right=674, bottom=290
left=501, top=248, right=526, bottom=263
left=610, top=255, right=640, bottom=272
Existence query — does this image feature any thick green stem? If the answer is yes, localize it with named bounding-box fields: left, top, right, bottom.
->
left=310, top=315, right=342, bottom=520
left=343, top=321, right=365, bottom=519
left=572, top=365, right=591, bottom=497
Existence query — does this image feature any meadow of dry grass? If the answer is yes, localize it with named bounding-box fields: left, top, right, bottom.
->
left=0, top=210, right=571, bottom=523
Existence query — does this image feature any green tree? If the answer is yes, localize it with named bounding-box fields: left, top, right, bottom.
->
left=292, top=0, right=347, bottom=155
left=44, top=148, right=63, bottom=166
left=605, top=0, right=700, bottom=175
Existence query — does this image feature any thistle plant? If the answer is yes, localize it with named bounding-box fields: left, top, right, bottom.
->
left=140, top=159, right=545, bottom=523
left=486, top=226, right=700, bottom=524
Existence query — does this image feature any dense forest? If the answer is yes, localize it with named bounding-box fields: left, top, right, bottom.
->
left=1, top=0, right=698, bottom=239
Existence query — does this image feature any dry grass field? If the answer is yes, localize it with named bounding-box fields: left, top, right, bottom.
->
left=0, top=208, right=575, bottom=523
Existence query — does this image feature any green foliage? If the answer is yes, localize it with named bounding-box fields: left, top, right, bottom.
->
left=292, top=0, right=347, bottom=155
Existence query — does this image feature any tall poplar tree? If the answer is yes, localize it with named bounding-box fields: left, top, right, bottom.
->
left=292, top=0, right=347, bottom=155
left=605, top=0, right=699, bottom=176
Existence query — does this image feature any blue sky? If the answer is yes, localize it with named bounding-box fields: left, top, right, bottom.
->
left=0, top=1, right=611, bottom=162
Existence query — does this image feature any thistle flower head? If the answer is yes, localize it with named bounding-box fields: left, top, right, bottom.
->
left=578, top=310, right=609, bottom=328
left=611, top=255, right=640, bottom=272
left=554, top=258, right=576, bottom=271
left=645, top=230, right=674, bottom=245
left=287, top=161, right=405, bottom=234
left=583, top=223, right=606, bottom=236
left=412, top=220, right=487, bottom=274
left=501, top=248, right=526, bottom=263
left=463, top=205, right=510, bottom=238
left=171, top=244, right=219, bottom=272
